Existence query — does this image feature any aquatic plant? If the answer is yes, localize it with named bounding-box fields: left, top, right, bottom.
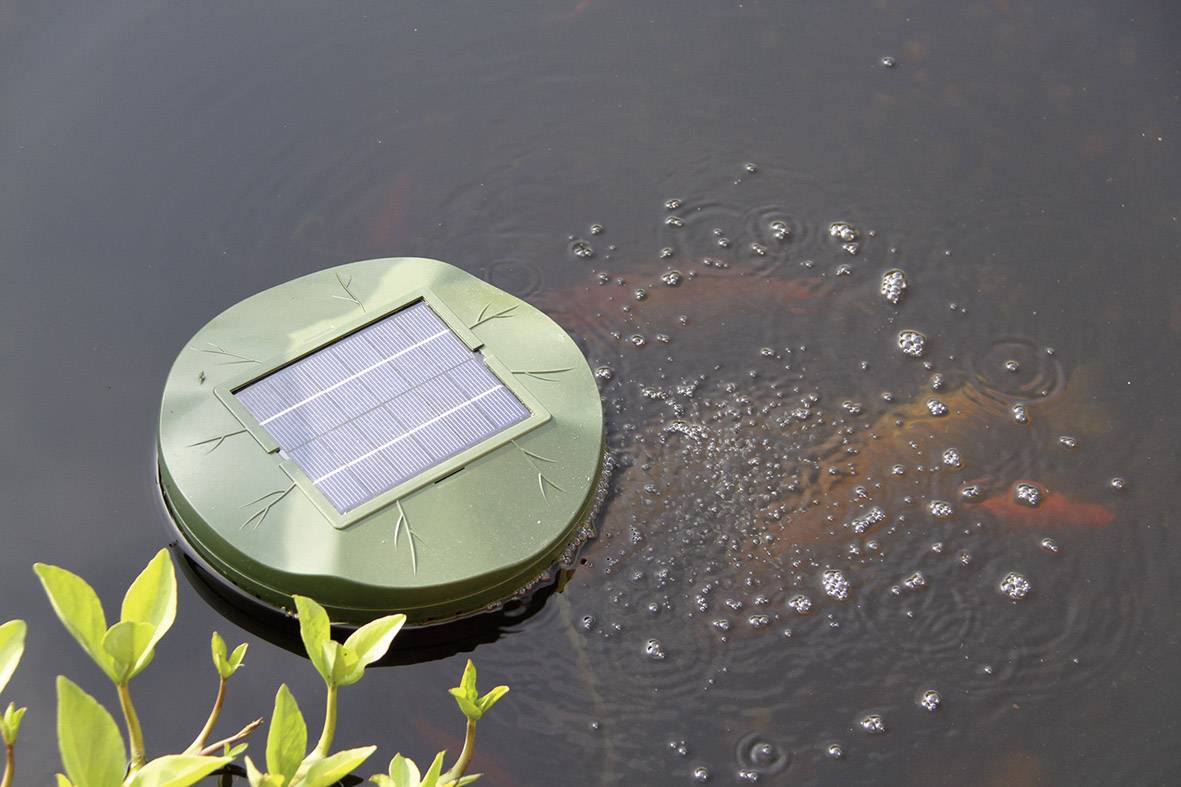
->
left=19, top=549, right=504, bottom=786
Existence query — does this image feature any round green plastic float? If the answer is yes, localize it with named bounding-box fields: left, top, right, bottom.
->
left=158, top=257, right=606, bottom=626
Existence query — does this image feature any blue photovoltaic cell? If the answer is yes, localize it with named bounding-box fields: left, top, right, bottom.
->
left=234, top=301, right=530, bottom=512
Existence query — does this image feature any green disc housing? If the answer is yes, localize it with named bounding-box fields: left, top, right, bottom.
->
left=158, top=257, right=605, bottom=625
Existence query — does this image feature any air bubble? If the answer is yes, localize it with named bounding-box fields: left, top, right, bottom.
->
left=589, top=223, right=604, bottom=235
left=880, top=55, right=897, bottom=68
left=926, top=399, right=949, bottom=417
left=769, top=220, right=791, bottom=241
left=692, top=766, right=711, bottom=782
left=1014, top=482, right=1042, bottom=507
left=743, top=162, right=759, bottom=173
left=822, top=569, right=850, bottom=600
left=633, top=288, right=648, bottom=301
left=903, top=571, right=927, bottom=591
left=660, top=246, right=675, bottom=259
left=898, top=330, right=927, bottom=358
left=665, top=198, right=682, bottom=210
left=645, top=638, right=666, bottom=660
left=928, top=500, right=953, bottom=518
left=826, top=743, right=844, bottom=759
left=942, top=448, right=962, bottom=468
left=665, top=215, right=684, bottom=228
left=918, top=690, right=941, bottom=711
left=1040, top=537, right=1060, bottom=554
left=594, top=366, right=615, bottom=381
left=829, top=221, right=858, bottom=242
left=1110, top=476, right=1127, bottom=491
left=787, top=594, right=813, bottom=615
left=999, top=572, right=1031, bottom=600
left=750, top=242, right=767, bottom=256
left=859, top=714, right=886, bottom=735
left=960, top=483, right=983, bottom=501
left=880, top=269, right=907, bottom=305
left=570, top=239, right=594, bottom=259
left=1011, top=403, right=1029, bottom=423
left=1003, top=359, right=1021, bottom=373
left=629, top=334, right=647, bottom=348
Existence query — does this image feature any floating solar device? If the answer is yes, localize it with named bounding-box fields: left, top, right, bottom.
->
left=158, top=258, right=606, bottom=625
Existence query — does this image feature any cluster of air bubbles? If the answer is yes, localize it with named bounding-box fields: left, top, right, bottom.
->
left=999, top=572, right=1032, bottom=600
left=848, top=506, right=886, bottom=534
left=880, top=269, right=908, bottom=305
left=842, top=400, right=864, bottom=415
left=709, top=227, right=732, bottom=248
left=691, top=766, right=711, bottom=782
left=629, top=334, right=646, bottom=348
left=1003, top=359, right=1021, bottom=373
left=588, top=223, right=604, bottom=236
left=633, top=288, right=647, bottom=301
left=903, top=571, right=927, bottom=591
left=786, top=594, right=813, bottom=615
left=660, top=246, right=674, bottom=258
left=897, top=330, right=927, bottom=357
left=821, top=569, right=850, bottom=600
left=665, top=197, right=682, bottom=210
left=665, top=215, right=685, bottom=228
left=1014, top=482, right=1042, bottom=507
left=1040, top=537, right=1060, bottom=554
left=941, top=448, right=962, bottom=467
left=880, top=55, right=897, bottom=68
left=594, top=366, right=615, bottom=382
left=644, top=638, right=666, bottom=660
left=826, top=743, right=844, bottom=759
left=1011, top=403, right=1029, bottom=423
left=835, top=263, right=853, bottom=276
left=669, top=740, right=689, bottom=757
left=570, top=239, right=594, bottom=258
left=580, top=614, right=596, bottom=631
left=859, top=714, right=887, bottom=735
left=1058, top=435, right=1078, bottom=449
left=829, top=221, right=858, bottom=242
left=750, top=242, right=767, bottom=256
left=743, top=162, right=759, bottom=173
left=918, top=690, right=941, bottom=711
left=960, top=483, right=983, bottom=501
left=928, top=500, right=954, bottom=519
left=929, top=372, right=945, bottom=390
left=769, top=219, right=792, bottom=241
left=926, top=398, right=949, bottom=417
left=1110, top=476, right=1127, bottom=491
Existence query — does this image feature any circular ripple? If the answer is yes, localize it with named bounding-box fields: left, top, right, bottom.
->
left=968, top=337, right=1065, bottom=402
left=484, top=257, right=543, bottom=298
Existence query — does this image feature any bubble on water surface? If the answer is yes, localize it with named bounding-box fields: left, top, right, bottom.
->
left=787, top=594, right=813, bottom=615
left=1040, top=537, right=1060, bottom=554
left=1011, top=403, right=1029, bottom=423
left=926, top=398, right=948, bottom=417
left=999, top=572, right=1032, bottom=600
left=928, top=500, right=953, bottom=518
left=594, top=365, right=615, bottom=381
left=665, top=215, right=684, bottom=228
left=859, top=714, right=886, bottom=734
left=645, top=638, right=666, bottom=660
left=669, top=740, right=689, bottom=757
left=743, top=162, right=759, bottom=173
left=898, top=330, right=927, bottom=357
left=829, top=221, right=858, bottom=242
left=1110, top=476, right=1127, bottom=491
left=660, top=246, right=675, bottom=258
left=665, top=197, right=682, bottom=210
left=736, top=769, right=758, bottom=782
left=629, top=334, right=647, bottom=348
left=918, top=689, right=941, bottom=711
left=1014, top=482, right=1042, bottom=507
left=633, top=288, right=647, bottom=301
left=848, top=506, right=886, bottom=534
left=880, top=55, right=897, bottom=68
left=903, top=571, right=927, bottom=591
left=659, top=269, right=684, bottom=287
left=691, top=766, right=711, bottom=782
left=769, top=219, right=792, bottom=241
left=1003, top=359, right=1021, bottom=373
left=750, top=242, right=767, bottom=256
left=569, top=239, right=594, bottom=259
left=942, top=448, right=962, bottom=467
left=826, top=743, right=844, bottom=759
left=960, top=483, right=983, bottom=501
left=880, top=268, right=907, bottom=304
left=822, top=569, right=850, bottom=600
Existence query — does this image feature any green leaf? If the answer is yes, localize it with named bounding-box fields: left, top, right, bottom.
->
left=56, top=775, right=74, bottom=787
left=446, top=776, right=482, bottom=787
left=476, top=685, right=509, bottom=714
left=447, top=688, right=481, bottom=722
left=224, top=742, right=249, bottom=758
left=129, top=754, right=232, bottom=787
left=292, top=596, right=332, bottom=686
left=0, top=619, right=26, bottom=695
left=245, top=755, right=286, bottom=787
left=120, top=548, right=177, bottom=676
left=228, top=642, right=249, bottom=671
left=266, top=684, right=307, bottom=782
left=1, top=701, right=27, bottom=745
left=298, top=745, right=376, bottom=787
left=55, top=675, right=126, bottom=787
left=458, top=660, right=477, bottom=698
left=417, top=751, right=446, bottom=787
left=380, top=753, right=419, bottom=787
left=34, top=564, right=116, bottom=681
left=101, top=620, right=156, bottom=683
left=329, top=644, right=361, bottom=688
left=212, top=633, right=249, bottom=680
left=340, top=614, right=406, bottom=684
left=370, top=777, right=396, bottom=787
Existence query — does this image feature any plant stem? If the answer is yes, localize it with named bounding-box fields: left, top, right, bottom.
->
left=197, top=717, right=264, bottom=757
left=441, top=720, right=477, bottom=783
left=312, top=684, right=338, bottom=758
left=2, top=743, right=13, bottom=787
left=185, top=677, right=227, bottom=754
left=116, top=682, right=147, bottom=772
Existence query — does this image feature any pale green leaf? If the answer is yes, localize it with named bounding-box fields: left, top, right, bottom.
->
left=224, top=742, right=249, bottom=758
left=298, top=745, right=376, bottom=787
left=55, top=675, right=126, bottom=787
left=1, top=701, right=27, bottom=745
left=211, top=632, right=227, bottom=669
left=330, top=644, right=362, bottom=687
left=445, top=775, right=482, bottom=787
left=384, top=753, right=420, bottom=787
left=0, top=619, right=26, bottom=696
left=212, top=633, right=248, bottom=680
left=228, top=642, right=249, bottom=671
left=266, top=684, right=307, bottom=781
left=120, top=548, right=177, bottom=675
left=56, top=775, right=74, bottom=787
left=370, top=776, right=396, bottom=787
left=245, top=755, right=285, bottom=787
left=102, top=620, right=156, bottom=683
left=342, top=614, right=406, bottom=680
left=34, top=564, right=115, bottom=681
left=447, top=688, right=481, bottom=722
left=476, top=685, right=509, bottom=714
left=418, top=751, right=446, bottom=787
left=129, top=754, right=231, bottom=787
left=458, top=660, right=477, bottom=698
left=292, top=596, right=332, bottom=686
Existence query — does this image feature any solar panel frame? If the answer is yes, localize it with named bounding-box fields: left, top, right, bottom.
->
left=213, top=288, right=551, bottom=528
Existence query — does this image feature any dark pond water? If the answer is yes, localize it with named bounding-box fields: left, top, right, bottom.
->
left=3, top=1, right=1181, bottom=784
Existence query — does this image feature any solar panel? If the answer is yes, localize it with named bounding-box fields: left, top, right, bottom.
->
left=233, top=301, right=530, bottom=512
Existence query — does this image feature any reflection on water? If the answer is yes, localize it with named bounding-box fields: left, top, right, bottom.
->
left=2, top=0, right=1181, bottom=784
